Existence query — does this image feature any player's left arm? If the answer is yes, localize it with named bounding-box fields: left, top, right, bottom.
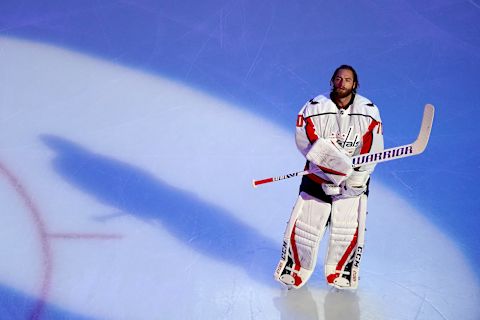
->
left=357, top=105, right=384, bottom=174
left=340, top=105, right=383, bottom=197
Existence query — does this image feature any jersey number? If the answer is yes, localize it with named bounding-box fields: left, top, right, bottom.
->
left=296, top=115, right=304, bottom=127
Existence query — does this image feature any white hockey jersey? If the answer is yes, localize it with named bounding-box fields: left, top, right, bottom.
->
left=296, top=93, right=384, bottom=184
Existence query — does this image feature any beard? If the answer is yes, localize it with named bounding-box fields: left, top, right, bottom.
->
left=332, top=86, right=354, bottom=99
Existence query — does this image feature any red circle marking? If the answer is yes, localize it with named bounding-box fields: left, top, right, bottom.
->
left=0, top=161, right=124, bottom=319
left=0, top=161, right=52, bottom=320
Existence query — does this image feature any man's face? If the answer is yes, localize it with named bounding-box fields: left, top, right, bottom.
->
left=332, top=69, right=356, bottom=98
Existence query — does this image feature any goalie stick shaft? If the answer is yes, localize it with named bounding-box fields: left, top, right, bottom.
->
left=252, top=104, right=434, bottom=188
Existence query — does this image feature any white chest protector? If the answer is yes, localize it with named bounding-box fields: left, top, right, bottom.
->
left=295, top=93, right=383, bottom=175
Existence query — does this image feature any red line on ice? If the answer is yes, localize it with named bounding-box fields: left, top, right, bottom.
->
left=0, top=161, right=52, bottom=320
left=48, top=233, right=123, bottom=240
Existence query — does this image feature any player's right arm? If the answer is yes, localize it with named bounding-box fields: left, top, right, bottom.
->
left=295, top=97, right=352, bottom=186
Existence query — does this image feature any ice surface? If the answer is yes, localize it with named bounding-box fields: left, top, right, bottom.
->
left=0, top=1, right=479, bottom=319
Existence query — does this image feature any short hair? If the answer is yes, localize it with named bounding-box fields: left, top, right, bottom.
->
left=330, top=64, right=359, bottom=92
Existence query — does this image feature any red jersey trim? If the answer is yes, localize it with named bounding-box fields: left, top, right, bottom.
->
left=360, top=120, right=380, bottom=154
left=305, top=117, right=319, bottom=144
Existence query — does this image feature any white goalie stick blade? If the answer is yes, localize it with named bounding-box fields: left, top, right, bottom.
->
left=252, top=104, right=434, bottom=188
left=351, top=103, right=434, bottom=167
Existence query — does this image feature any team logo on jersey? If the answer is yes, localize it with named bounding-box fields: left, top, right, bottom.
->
left=337, top=126, right=360, bottom=153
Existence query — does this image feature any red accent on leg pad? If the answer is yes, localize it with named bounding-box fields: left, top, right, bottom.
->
left=327, top=273, right=339, bottom=284
left=289, top=221, right=304, bottom=287
left=293, top=273, right=303, bottom=286
left=335, top=229, right=358, bottom=272
left=290, top=223, right=302, bottom=271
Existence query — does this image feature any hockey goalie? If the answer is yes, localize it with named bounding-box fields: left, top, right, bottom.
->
left=274, top=65, right=384, bottom=290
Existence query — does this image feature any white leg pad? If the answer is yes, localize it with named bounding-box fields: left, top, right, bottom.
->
left=274, top=192, right=331, bottom=289
left=324, top=194, right=367, bottom=289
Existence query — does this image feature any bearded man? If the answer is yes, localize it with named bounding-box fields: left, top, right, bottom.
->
left=274, top=65, right=384, bottom=290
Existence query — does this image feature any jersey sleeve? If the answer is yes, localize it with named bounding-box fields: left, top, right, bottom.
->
left=357, top=106, right=384, bottom=174
left=294, top=99, right=335, bottom=183
left=295, top=102, right=318, bottom=157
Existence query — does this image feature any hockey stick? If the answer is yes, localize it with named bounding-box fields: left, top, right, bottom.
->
left=252, top=104, right=434, bottom=188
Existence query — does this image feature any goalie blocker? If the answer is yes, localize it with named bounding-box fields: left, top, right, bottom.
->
left=274, top=192, right=367, bottom=290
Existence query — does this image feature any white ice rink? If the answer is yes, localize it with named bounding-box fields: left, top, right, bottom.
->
left=1, top=1, right=480, bottom=319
